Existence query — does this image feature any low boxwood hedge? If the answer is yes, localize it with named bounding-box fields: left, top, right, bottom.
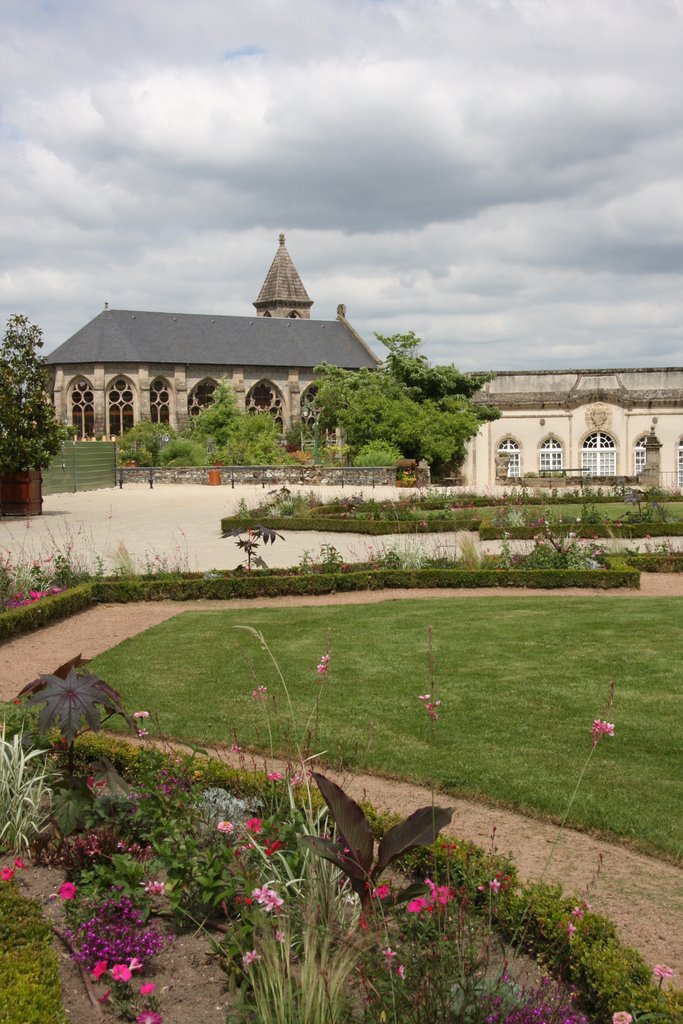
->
left=87, top=567, right=638, bottom=603
left=480, top=522, right=683, bottom=540
left=623, top=553, right=683, bottom=572
left=0, top=881, right=67, bottom=1024
left=0, top=584, right=95, bottom=644
left=220, top=515, right=478, bottom=534
left=72, top=732, right=681, bottom=1024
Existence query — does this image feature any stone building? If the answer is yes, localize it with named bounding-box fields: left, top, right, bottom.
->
left=465, top=368, right=683, bottom=489
left=46, top=234, right=379, bottom=438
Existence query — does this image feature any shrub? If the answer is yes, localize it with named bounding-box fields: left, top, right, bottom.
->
left=353, top=441, right=402, bottom=467
left=0, top=882, right=67, bottom=1024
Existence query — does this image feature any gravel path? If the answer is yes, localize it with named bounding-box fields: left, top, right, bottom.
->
left=2, top=578, right=682, bottom=979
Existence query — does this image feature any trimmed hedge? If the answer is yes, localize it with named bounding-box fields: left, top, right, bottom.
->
left=72, top=732, right=681, bottom=1024
left=220, top=515, right=478, bottom=534
left=624, top=553, right=683, bottom=573
left=480, top=522, right=683, bottom=540
left=88, top=567, right=639, bottom=603
left=0, top=882, right=68, bottom=1024
left=0, top=584, right=95, bottom=644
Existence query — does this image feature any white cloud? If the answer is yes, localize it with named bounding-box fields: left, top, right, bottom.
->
left=1, top=0, right=683, bottom=369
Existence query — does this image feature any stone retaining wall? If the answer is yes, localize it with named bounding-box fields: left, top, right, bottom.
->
left=117, top=464, right=431, bottom=488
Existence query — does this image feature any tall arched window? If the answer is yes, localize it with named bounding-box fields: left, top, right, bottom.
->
left=634, top=435, right=648, bottom=475
left=582, top=432, right=616, bottom=477
left=188, top=380, right=217, bottom=417
left=246, top=380, right=284, bottom=427
left=300, top=384, right=318, bottom=425
left=498, top=438, right=521, bottom=478
left=678, top=442, right=683, bottom=488
left=539, top=438, right=563, bottom=473
left=107, top=378, right=135, bottom=436
left=150, top=378, right=170, bottom=424
left=70, top=378, right=95, bottom=438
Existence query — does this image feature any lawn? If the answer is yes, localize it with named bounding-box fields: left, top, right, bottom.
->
left=90, top=596, right=683, bottom=860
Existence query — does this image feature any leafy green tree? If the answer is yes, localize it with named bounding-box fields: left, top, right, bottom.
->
left=313, top=332, right=499, bottom=470
left=188, top=379, right=241, bottom=448
left=118, top=421, right=175, bottom=466
left=0, top=315, right=65, bottom=473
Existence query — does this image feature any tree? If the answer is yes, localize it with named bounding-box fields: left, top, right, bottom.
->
left=0, top=315, right=64, bottom=473
left=313, top=332, right=499, bottom=470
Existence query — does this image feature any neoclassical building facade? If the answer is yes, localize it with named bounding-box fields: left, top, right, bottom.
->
left=46, top=234, right=379, bottom=438
left=465, top=368, right=683, bottom=489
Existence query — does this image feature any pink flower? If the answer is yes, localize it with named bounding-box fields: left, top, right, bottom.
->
left=372, top=884, right=390, bottom=900
left=242, top=950, right=261, bottom=968
left=407, top=897, right=430, bottom=913
left=59, top=881, right=76, bottom=900
left=133, top=711, right=150, bottom=719
left=251, top=686, right=268, bottom=700
left=383, top=947, right=397, bottom=966
left=252, top=883, right=284, bottom=913
left=136, top=1013, right=163, bottom=1024
left=591, top=719, right=615, bottom=747
left=489, top=879, right=501, bottom=894
left=128, top=957, right=143, bottom=972
left=274, top=929, right=286, bottom=943
left=137, top=729, right=149, bottom=738
left=418, top=694, right=431, bottom=702
left=13, top=857, right=26, bottom=870
left=397, top=964, right=406, bottom=980
left=1, top=867, right=14, bottom=882
left=267, top=771, right=284, bottom=782
left=139, top=982, right=156, bottom=996
left=572, top=906, right=584, bottom=919
left=612, top=1014, right=633, bottom=1024
left=217, top=821, right=234, bottom=834
left=111, top=963, right=132, bottom=982
left=316, top=654, right=330, bottom=675
left=230, top=743, right=243, bottom=753
left=246, top=817, right=262, bottom=833
left=654, top=964, right=674, bottom=980
left=566, top=922, right=576, bottom=938
left=91, top=960, right=108, bottom=980
left=143, top=880, right=165, bottom=895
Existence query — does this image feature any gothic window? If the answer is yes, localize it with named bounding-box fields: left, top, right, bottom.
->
left=498, top=438, right=521, bottom=478
left=150, top=377, right=171, bottom=424
left=582, top=431, right=616, bottom=477
left=246, top=381, right=284, bottom=427
left=188, top=380, right=217, bottom=417
left=107, top=378, right=135, bottom=436
left=539, top=438, right=563, bottom=472
left=288, top=310, right=300, bottom=318
left=634, top=435, right=648, bottom=475
left=678, top=442, right=683, bottom=488
left=300, top=385, right=318, bottom=425
left=70, top=378, right=95, bottom=438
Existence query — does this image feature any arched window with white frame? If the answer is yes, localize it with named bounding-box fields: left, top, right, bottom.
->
left=539, top=438, right=563, bottom=473
left=582, top=431, right=616, bottom=477
left=150, top=377, right=171, bottom=425
left=678, top=442, right=683, bottom=488
left=634, top=435, right=649, bottom=475
left=498, top=438, right=521, bottom=478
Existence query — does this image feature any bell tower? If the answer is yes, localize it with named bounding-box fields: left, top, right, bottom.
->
left=253, top=233, right=314, bottom=319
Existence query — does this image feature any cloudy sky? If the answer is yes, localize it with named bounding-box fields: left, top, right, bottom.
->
left=2, top=0, right=683, bottom=371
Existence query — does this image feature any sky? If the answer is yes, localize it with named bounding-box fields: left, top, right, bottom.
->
left=1, top=0, right=683, bottom=372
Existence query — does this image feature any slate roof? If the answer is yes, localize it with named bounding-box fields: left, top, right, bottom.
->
left=46, top=309, right=379, bottom=370
left=254, top=233, right=313, bottom=311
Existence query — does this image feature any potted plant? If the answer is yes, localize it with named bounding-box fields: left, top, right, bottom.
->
left=0, top=314, right=65, bottom=515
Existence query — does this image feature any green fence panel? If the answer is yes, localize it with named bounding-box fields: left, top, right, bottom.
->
left=42, top=442, right=116, bottom=494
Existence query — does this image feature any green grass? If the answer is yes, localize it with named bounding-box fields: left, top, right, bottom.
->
left=89, top=597, right=683, bottom=860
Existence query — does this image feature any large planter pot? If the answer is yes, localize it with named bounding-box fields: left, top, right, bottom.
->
left=0, top=470, right=43, bottom=516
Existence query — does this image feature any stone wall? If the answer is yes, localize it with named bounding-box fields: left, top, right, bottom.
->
left=116, top=464, right=416, bottom=488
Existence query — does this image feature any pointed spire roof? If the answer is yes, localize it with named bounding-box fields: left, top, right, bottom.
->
left=254, top=233, right=314, bottom=318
